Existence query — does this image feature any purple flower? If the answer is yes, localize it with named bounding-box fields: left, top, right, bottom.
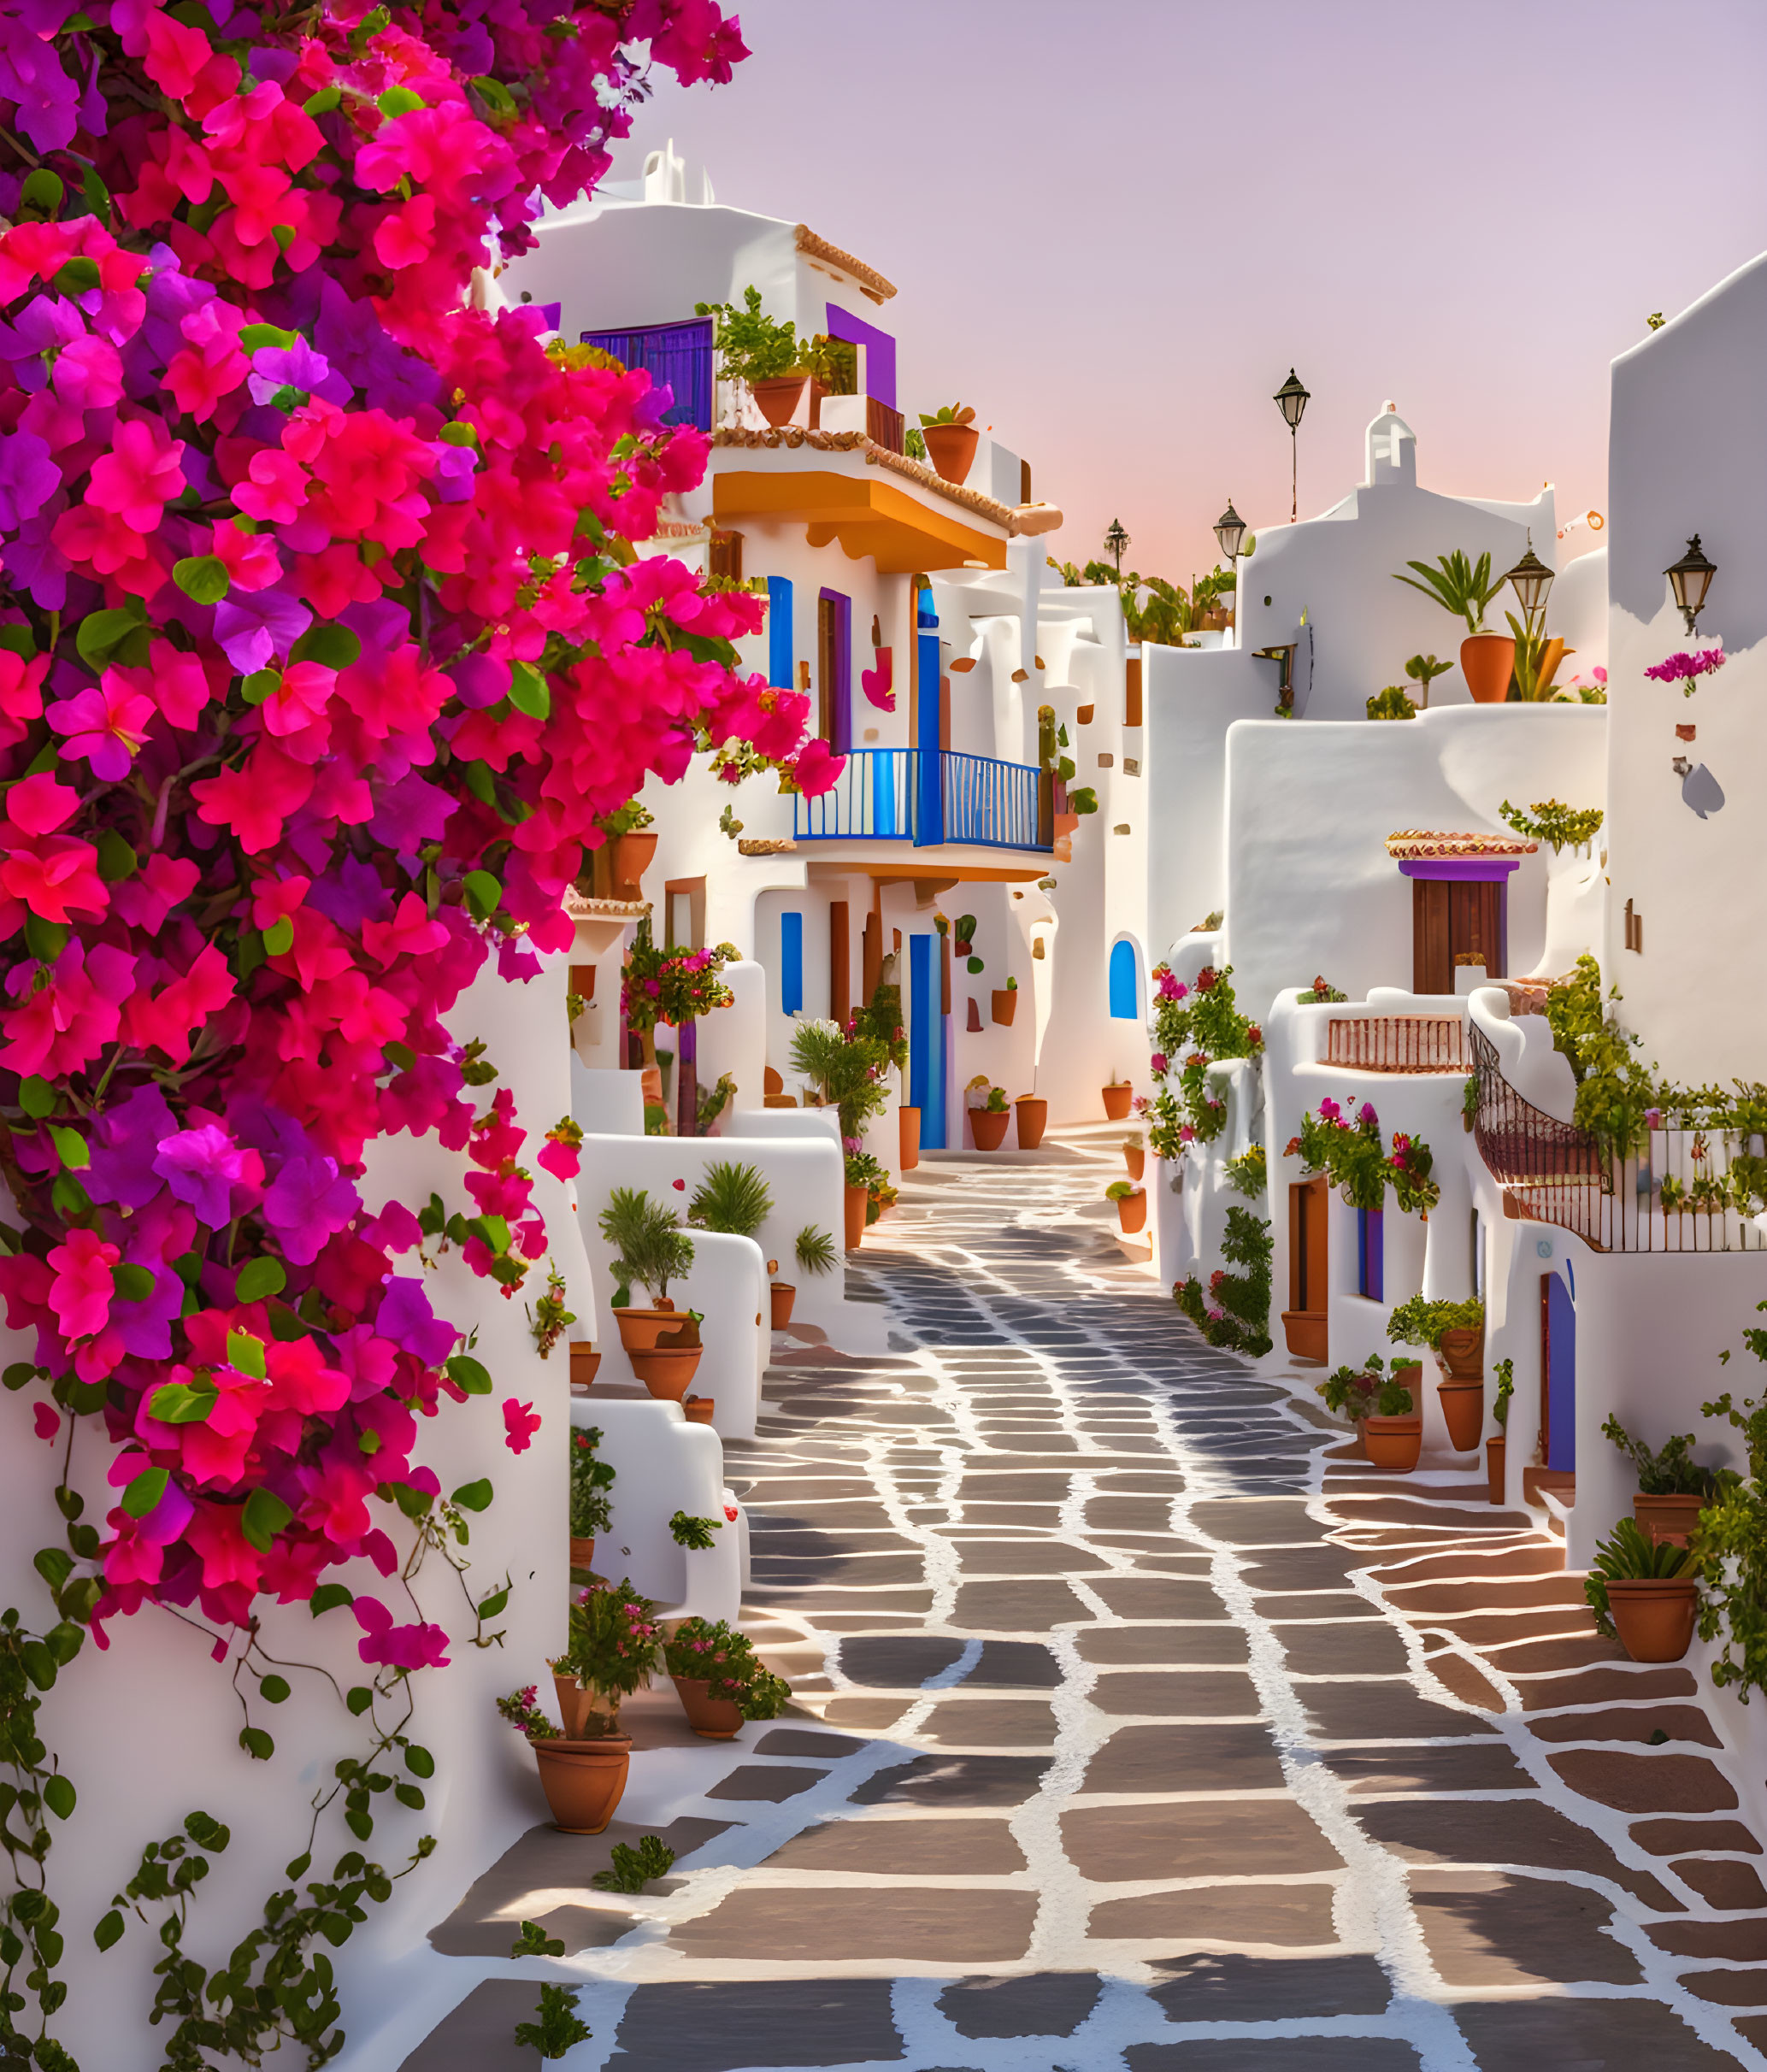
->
left=1150, top=1052, right=1169, bottom=1075
left=154, top=1121, right=261, bottom=1227
left=374, top=1276, right=458, bottom=1366
left=85, top=1084, right=180, bottom=1210
left=0, top=429, right=61, bottom=529
left=262, top=1154, right=359, bottom=1265
left=1644, top=648, right=1726, bottom=692
left=247, top=338, right=334, bottom=405
left=1317, top=1098, right=1341, bottom=1123
left=1645, top=1108, right=1662, bottom=1130
left=369, top=772, right=457, bottom=851
left=354, top=1596, right=450, bottom=1671
left=1358, top=1103, right=1378, bottom=1127
left=213, top=590, right=312, bottom=674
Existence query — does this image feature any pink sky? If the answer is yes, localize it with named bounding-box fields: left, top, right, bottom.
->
left=616, top=0, right=1767, bottom=585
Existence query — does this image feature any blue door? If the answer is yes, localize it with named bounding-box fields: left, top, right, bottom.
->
left=1358, top=1207, right=1384, bottom=1303
left=910, top=933, right=946, bottom=1149
left=916, top=590, right=943, bottom=846
left=1108, top=939, right=1140, bottom=1020
left=1545, top=1270, right=1576, bottom=1470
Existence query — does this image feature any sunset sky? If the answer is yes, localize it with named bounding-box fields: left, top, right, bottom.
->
left=614, top=0, right=1767, bottom=586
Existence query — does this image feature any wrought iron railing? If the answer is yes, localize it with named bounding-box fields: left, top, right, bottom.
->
left=794, top=749, right=1051, bottom=852
left=1327, top=1015, right=1466, bottom=1074
left=1469, top=1025, right=1763, bottom=1252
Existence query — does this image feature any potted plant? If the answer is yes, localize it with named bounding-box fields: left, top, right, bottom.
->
left=1487, top=1357, right=1512, bottom=1505
left=663, top=1616, right=792, bottom=1739
left=917, top=403, right=978, bottom=485
left=1602, top=1416, right=1716, bottom=1546
left=1392, top=549, right=1512, bottom=703
left=1387, top=1294, right=1486, bottom=1451
left=1014, top=1089, right=1047, bottom=1150
left=686, top=1159, right=772, bottom=1239
left=992, top=975, right=1018, bottom=1026
left=597, top=1186, right=703, bottom=1399
left=599, top=799, right=656, bottom=896
left=1106, top=1178, right=1146, bottom=1235
left=1585, top=1519, right=1699, bottom=1663
left=1103, top=1074, right=1134, bottom=1122
left=694, top=285, right=804, bottom=426
left=1123, top=1134, right=1146, bottom=1183
left=773, top=1222, right=836, bottom=1328
left=968, top=1077, right=1010, bottom=1150
left=568, top=1340, right=602, bottom=1392
left=568, top=1425, right=615, bottom=1573
left=1317, top=1355, right=1419, bottom=1470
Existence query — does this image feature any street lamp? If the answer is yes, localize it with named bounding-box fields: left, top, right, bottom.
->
left=1665, top=534, right=1717, bottom=635
left=1104, top=518, right=1129, bottom=578
left=1213, top=498, right=1246, bottom=565
left=1273, top=369, right=1309, bottom=523
left=1504, top=533, right=1554, bottom=621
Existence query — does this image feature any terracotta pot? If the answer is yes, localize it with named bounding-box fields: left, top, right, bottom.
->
left=1076, top=703, right=1095, bottom=726
left=770, top=1282, right=797, bottom=1330
left=1102, top=1084, right=1134, bottom=1121
left=628, top=1342, right=703, bottom=1400
left=614, top=1304, right=686, bottom=1353
left=1437, top=1328, right=1484, bottom=1381
left=532, top=1734, right=632, bottom=1834
left=899, top=1105, right=921, bottom=1172
left=568, top=1344, right=601, bottom=1392
left=1486, top=1434, right=1507, bottom=1505
left=568, top=1536, right=596, bottom=1573
left=922, top=421, right=979, bottom=485
left=1634, top=1492, right=1705, bottom=1547
left=1437, top=1380, right=1485, bottom=1453
left=750, top=374, right=807, bottom=427
left=1123, top=1144, right=1146, bottom=1182
left=1014, top=1097, right=1047, bottom=1151
left=1114, top=1192, right=1146, bottom=1235
left=1606, top=1577, right=1698, bottom=1663
left=844, top=1183, right=867, bottom=1250
left=1391, top=1361, right=1423, bottom=1390
left=611, top=830, right=657, bottom=892
left=551, top=1673, right=592, bottom=1740
left=682, top=1396, right=716, bottom=1425
left=991, top=987, right=1019, bottom=1026
left=1364, top=1413, right=1423, bottom=1472
left=1283, top=1310, right=1328, bottom=1363
left=1460, top=630, right=1517, bottom=704
left=1352, top=1416, right=1369, bottom=1459
left=672, top=1674, right=744, bottom=1739
left=972, top=1107, right=1010, bottom=1151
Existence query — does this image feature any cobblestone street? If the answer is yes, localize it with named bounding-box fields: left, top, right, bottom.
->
left=417, top=1156, right=1767, bottom=2071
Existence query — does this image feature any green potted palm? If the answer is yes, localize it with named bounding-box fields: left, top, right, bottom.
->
left=1602, top=1416, right=1717, bottom=1546
left=1585, top=1519, right=1699, bottom=1663
left=770, top=1222, right=836, bottom=1330
left=918, top=403, right=978, bottom=485
left=664, top=1617, right=792, bottom=1739
left=597, top=1186, right=703, bottom=1399
left=694, top=285, right=805, bottom=426
left=1392, top=549, right=1512, bottom=703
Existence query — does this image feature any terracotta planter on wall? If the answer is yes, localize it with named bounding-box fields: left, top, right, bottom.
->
left=1014, top=1097, right=1047, bottom=1150
left=1281, top=1310, right=1328, bottom=1363
left=972, top=1108, right=1010, bottom=1151
left=672, top=1675, right=744, bottom=1739
left=568, top=1536, right=596, bottom=1573
left=1364, top=1413, right=1422, bottom=1472
left=922, top=422, right=979, bottom=485
left=1486, top=1434, right=1506, bottom=1505
left=611, top=830, right=657, bottom=893
left=532, top=1735, right=632, bottom=1834
left=1114, top=1192, right=1146, bottom=1236
left=1123, top=1144, right=1146, bottom=1182
left=568, top=1344, right=601, bottom=1392
left=628, top=1342, right=703, bottom=1400
left=899, top=1106, right=921, bottom=1171
left=770, top=1282, right=796, bottom=1330
left=1102, top=1084, right=1134, bottom=1121
left=1437, top=1329, right=1484, bottom=1381
left=844, top=1183, right=867, bottom=1250
left=1437, top=1380, right=1485, bottom=1452
left=1606, top=1577, right=1698, bottom=1663
left=1634, top=1492, right=1705, bottom=1547
left=682, top=1396, right=715, bottom=1425
left=992, top=988, right=1018, bottom=1026
left=1460, top=631, right=1516, bottom=704
left=614, top=1305, right=683, bottom=1353
left=750, top=374, right=806, bottom=427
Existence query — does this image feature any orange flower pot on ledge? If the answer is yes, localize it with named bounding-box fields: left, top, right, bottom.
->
left=1102, top=1084, right=1134, bottom=1121
left=972, top=1108, right=1010, bottom=1151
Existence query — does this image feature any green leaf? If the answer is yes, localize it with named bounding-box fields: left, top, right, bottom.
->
left=95, top=829, right=138, bottom=882
left=258, top=1675, right=291, bottom=1704
left=475, top=1586, right=509, bottom=1621
left=2, top=1362, right=38, bottom=1391
left=289, top=622, right=361, bottom=669
left=17, top=1077, right=54, bottom=1119
left=121, top=1468, right=169, bottom=1520
left=377, top=85, right=424, bottom=115
left=239, top=1727, right=274, bottom=1762
left=93, top=1909, right=124, bottom=1951
left=461, top=869, right=501, bottom=921
left=303, top=85, right=340, bottom=115
left=345, top=1685, right=374, bottom=1716
left=239, top=323, right=297, bottom=353
left=42, top=1775, right=74, bottom=1821
left=146, top=1380, right=216, bottom=1425
left=240, top=668, right=280, bottom=706
left=32, top=1547, right=73, bottom=1592
left=393, top=1781, right=425, bottom=1810
left=0, top=627, right=33, bottom=658
left=309, top=1583, right=354, bottom=1617
left=262, top=915, right=294, bottom=957
left=241, top=1488, right=292, bottom=1553
left=80, top=168, right=110, bottom=219
left=19, top=169, right=64, bottom=219
left=470, top=1214, right=510, bottom=1256
left=112, top=1262, right=155, bottom=1303
left=271, top=225, right=295, bottom=253
left=439, top=421, right=478, bottom=448
left=234, top=1257, right=287, bottom=1304
left=470, top=73, right=515, bottom=115
left=506, top=661, right=551, bottom=720
left=225, top=1329, right=267, bottom=1379
left=172, top=555, right=230, bottom=605
left=25, top=913, right=69, bottom=965
left=403, top=1743, right=435, bottom=1779
left=445, top=1354, right=492, bottom=1396
left=74, top=607, right=138, bottom=672
left=450, top=1478, right=492, bottom=1513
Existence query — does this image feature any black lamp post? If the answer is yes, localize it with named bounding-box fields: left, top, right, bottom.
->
left=1104, top=518, right=1129, bottom=578
left=1213, top=498, right=1246, bottom=565
left=1505, top=532, right=1554, bottom=626
left=1665, top=534, right=1716, bottom=635
left=1273, top=369, right=1309, bottom=523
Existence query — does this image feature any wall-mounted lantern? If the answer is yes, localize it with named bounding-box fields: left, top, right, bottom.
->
left=1213, top=499, right=1246, bottom=566
left=1665, top=534, right=1716, bottom=635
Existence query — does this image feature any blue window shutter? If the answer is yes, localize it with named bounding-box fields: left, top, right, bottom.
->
left=768, top=577, right=793, bottom=688
left=1358, top=1207, right=1385, bottom=1302
left=1108, top=940, right=1139, bottom=1020
left=780, top=912, right=804, bottom=1015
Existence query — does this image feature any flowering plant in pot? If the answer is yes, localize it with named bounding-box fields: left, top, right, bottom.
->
left=1603, top=1416, right=1716, bottom=1547
left=1585, top=1520, right=1699, bottom=1664
left=1387, top=1294, right=1485, bottom=1449
left=1296, top=975, right=1350, bottom=1004
left=1392, top=548, right=1511, bottom=703
left=1106, top=1178, right=1146, bottom=1235
left=968, top=1077, right=1010, bottom=1151
left=843, top=1150, right=892, bottom=1245
left=568, top=1426, right=616, bottom=1573
left=917, top=403, right=979, bottom=485
left=1288, top=1099, right=1440, bottom=1217
left=1316, top=1356, right=1420, bottom=1470
left=509, top=1579, right=660, bottom=1833
left=663, top=1616, right=792, bottom=1739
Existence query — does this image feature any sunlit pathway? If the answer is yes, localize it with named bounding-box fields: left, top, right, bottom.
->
left=413, top=1155, right=1767, bottom=2072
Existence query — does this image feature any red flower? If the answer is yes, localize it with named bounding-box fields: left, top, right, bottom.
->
left=502, top=1398, right=542, bottom=1453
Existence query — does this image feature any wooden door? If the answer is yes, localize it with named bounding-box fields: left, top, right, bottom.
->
left=817, top=594, right=836, bottom=744
left=1448, top=880, right=1505, bottom=980
left=1283, top=1175, right=1329, bottom=1361
left=1412, top=879, right=1451, bottom=995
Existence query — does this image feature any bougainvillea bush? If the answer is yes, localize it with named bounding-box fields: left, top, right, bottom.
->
left=0, top=0, right=820, bottom=2053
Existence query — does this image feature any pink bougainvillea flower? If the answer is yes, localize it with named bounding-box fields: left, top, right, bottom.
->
left=354, top=1596, right=451, bottom=1672
left=32, top=1402, right=59, bottom=1444
left=502, top=1398, right=541, bottom=1453
left=86, top=418, right=186, bottom=533
left=48, top=671, right=156, bottom=781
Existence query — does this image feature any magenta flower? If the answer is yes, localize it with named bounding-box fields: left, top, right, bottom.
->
left=1358, top=1103, right=1378, bottom=1127
left=153, top=1121, right=262, bottom=1227
left=1644, top=648, right=1726, bottom=694
left=1150, top=1052, right=1169, bottom=1075
left=32, top=1402, right=59, bottom=1444
left=47, top=673, right=156, bottom=782
left=1318, top=1098, right=1342, bottom=1123
left=262, top=1155, right=360, bottom=1266
left=503, top=1398, right=541, bottom=1453
left=354, top=1597, right=451, bottom=1672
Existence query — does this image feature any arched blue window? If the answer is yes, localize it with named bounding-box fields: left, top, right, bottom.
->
left=1108, top=939, right=1140, bottom=1021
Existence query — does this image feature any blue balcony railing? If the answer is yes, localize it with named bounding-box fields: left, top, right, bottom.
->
left=794, top=749, right=1051, bottom=851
